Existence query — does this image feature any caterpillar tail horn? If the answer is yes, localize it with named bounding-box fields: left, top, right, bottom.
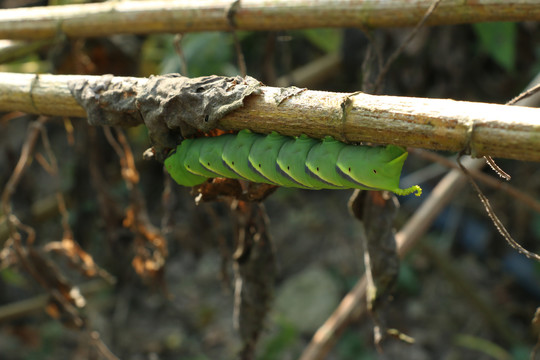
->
left=393, top=185, right=422, bottom=197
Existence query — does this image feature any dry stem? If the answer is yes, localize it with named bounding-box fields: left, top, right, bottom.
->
left=0, top=0, right=539, bottom=40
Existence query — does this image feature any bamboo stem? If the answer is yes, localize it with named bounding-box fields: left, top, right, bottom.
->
left=0, top=0, right=539, bottom=40
left=0, top=72, right=539, bottom=161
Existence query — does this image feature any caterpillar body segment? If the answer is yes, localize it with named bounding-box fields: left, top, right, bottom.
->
left=247, top=132, right=300, bottom=188
left=182, top=139, right=221, bottom=178
left=164, top=142, right=208, bottom=186
left=166, top=130, right=422, bottom=196
left=305, top=137, right=348, bottom=189
left=222, top=130, right=272, bottom=184
left=199, top=134, right=238, bottom=179
left=276, top=134, right=325, bottom=189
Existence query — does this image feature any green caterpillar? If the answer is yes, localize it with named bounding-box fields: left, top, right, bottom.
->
left=164, top=130, right=422, bottom=196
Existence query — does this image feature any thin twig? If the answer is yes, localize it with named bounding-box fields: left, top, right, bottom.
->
left=483, top=156, right=511, bottom=180
left=173, top=34, right=188, bottom=75
left=360, top=31, right=383, bottom=93
left=231, top=31, right=247, bottom=77
left=457, top=155, right=540, bottom=262
left=480, top=72, right=540, bottom=179
left=1, top=117, right=47, bottom=238
left=227, top=1, right=247, bottom=77
left=103, top=127, right=126, bottom=170
left=39, top=125, right=72, bottom=237
left=89, top=330, right=120, bottom=360
left=104, top=127, right=167, bottom=282
left=373, top=0, right=443, bottom=93
left=452, top=73, right=540, bottom=262
left=506, top=82, right=540, bottom=106
left=410, top=149, right=540, bottom=214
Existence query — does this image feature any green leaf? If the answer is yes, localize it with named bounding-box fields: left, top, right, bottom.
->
left=299, top=29, right=341, bottom=53
left=473, top=22, right=516, bottom=72
left=0, top=268, right=27, bottom=287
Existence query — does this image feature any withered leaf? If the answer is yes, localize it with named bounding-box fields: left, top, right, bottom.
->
left=68, top=74, right=261, bottom=160
left=68, top=74, right=143, bottom=127
left=348, top=190, right=399, bottom=311
left=233, top=203, right=275, bottom=360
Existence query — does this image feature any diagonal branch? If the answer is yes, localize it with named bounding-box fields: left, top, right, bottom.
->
left=0, top=0, right=539, bottom=40
left=0, top=72, right=539, bottom=161
left=299, top=157, right=488, bottom=360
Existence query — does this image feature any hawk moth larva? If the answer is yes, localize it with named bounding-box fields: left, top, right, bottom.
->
left=164, top=130, right=422, bottom=196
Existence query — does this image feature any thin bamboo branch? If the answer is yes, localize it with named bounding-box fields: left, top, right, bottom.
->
left=0, top=0, right=539, bottom=40
left=0, top=72, right=539, bottom=161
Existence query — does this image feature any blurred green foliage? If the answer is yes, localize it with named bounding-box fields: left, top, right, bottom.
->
left=396, top=261, right=421, bottom=295
left=0, top=268, right=27, bottom=287
left=511, top=345, right=536, bottom=360
left=454, top=334, right=513, bottom=360
left=141, top=33, right=238, bottom=77
left=531, top=213, right=540, bottom=240
left=298, top=29, right=341, bottom=53
left=473, top=22, right=516, bottom=72
left=336, top=330, right=375, bottom=360
left=258, top=318, right=299, bottom=360
left=26, top=321, right=64, bottom=360
left=167, top=33, right=237, bottom=77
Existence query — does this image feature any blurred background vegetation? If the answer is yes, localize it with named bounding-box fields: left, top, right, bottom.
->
left=1, top=1, right=540, bottom=360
